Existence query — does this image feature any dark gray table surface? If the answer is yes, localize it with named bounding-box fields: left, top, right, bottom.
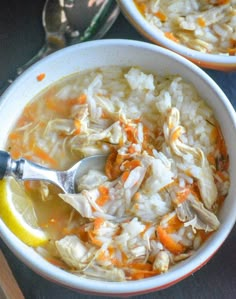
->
left=0, top=1, right=236, bottom=298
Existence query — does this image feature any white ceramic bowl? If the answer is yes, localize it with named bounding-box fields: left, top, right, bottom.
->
left=0, top=40, right=236, bottom=296
left=117, top=1, right=236, bottom=71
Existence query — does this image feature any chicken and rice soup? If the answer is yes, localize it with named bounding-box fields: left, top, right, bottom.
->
left=134, top=0, right=236, bottom=55
left=6, top=67, right=229, bottom=281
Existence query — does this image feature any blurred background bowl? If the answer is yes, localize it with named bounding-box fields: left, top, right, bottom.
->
left=0, top=39, right=236, bottom=296
left=117, top=1, right=236, bottom=71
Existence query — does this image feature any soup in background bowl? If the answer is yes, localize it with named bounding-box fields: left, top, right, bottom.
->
left=0, top=40, right=236, bottom=296
left=117, top=0, right=236, bottom=71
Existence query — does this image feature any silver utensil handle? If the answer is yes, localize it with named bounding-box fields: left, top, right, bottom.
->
left=0, top=151, right=11, bottom=179
left=0, top=150, right=29, bottom=180
left=0, top=150, right=71, bottom=193
left=0, top=150, right=60, bottom=185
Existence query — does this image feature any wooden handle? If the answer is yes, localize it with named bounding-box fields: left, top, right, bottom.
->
left=0, top=249, right=25, bottom=299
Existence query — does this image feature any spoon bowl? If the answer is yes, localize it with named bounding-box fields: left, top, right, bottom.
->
left=16, top=0, right=120, bottom=75
left=0, top=151, right=107, bottom=193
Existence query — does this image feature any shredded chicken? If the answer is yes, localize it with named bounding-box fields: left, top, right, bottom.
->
left=176, top=194, right=220, bottom=232
left=55, top=235, right=93, bottom=269
left=165, top=107, right=218, bottom=210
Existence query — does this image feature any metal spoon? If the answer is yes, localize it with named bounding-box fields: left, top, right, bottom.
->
left=16, top=0, right=120, bottom=75
left=0, top=151, right=107, bottom=194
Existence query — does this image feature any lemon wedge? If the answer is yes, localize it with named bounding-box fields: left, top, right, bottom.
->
left=0, top=178, right=48, bottom=247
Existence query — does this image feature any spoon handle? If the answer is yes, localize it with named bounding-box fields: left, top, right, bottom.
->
left=0, top=150, right=65, bottom=191
left=16, top=36, right=66, bottom=76
left=16, top=44, right=50, bottom=76
left=0, top=37, right=65, bottom=95
left=0, top=43, right=53, bottom=94
left=0, top=151, right=10, bottom=179
left=0, top=151, right=27, bottom=180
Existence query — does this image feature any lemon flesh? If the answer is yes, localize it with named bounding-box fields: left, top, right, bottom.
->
left=0, top=178, right=48, bottom=247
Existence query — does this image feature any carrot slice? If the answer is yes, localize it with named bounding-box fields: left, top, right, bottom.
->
left=215, top=123, right=229, bottom=171
left=128, top=263, right=153, bottom=271
left=216, top=124, right=227, bottom=158
left=121, top=171, right=130, bottom=183
left=128, top=269, right=159, bottom=280
left=128, top=145, right=136, bottom=154
left=77, top=93, right=87, bottom=104
left=93, top=217, right=105, bottom=231
left=171, top=127, right=182, bottom=142
left=37, top=73, right=46, bottom=82
left=74, top=119, right=81, bottom=135
left=123, top=159, right=141, bottom=171
left=33, top=145, right=58, bottom=167
left=197, top=17, right=206, bottom=27
left=88, top=231, right=103, bottom=247
left=66, top=94, right=87, bottom=107
left=105, top=150, right=123, bottom=180
left=165, top=214, right=184, bottom=233
left=134, top=1, right=146, bottom=14
left=155, top=11, right=167, bottom=22
left=8, top=132, right=21, bottom=140
left=124, top=125, right=137, bottom=143
left=96, top=186, right=109, bottom=206
left=76, top=226, right=89, bottom=242
left=157, top=226, right=185, bottom=255
left=174, top=187, right=191, bottom=205
left=164, top=32, right=179, bottom=43
left=46, top=257, right=69, bottom=270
